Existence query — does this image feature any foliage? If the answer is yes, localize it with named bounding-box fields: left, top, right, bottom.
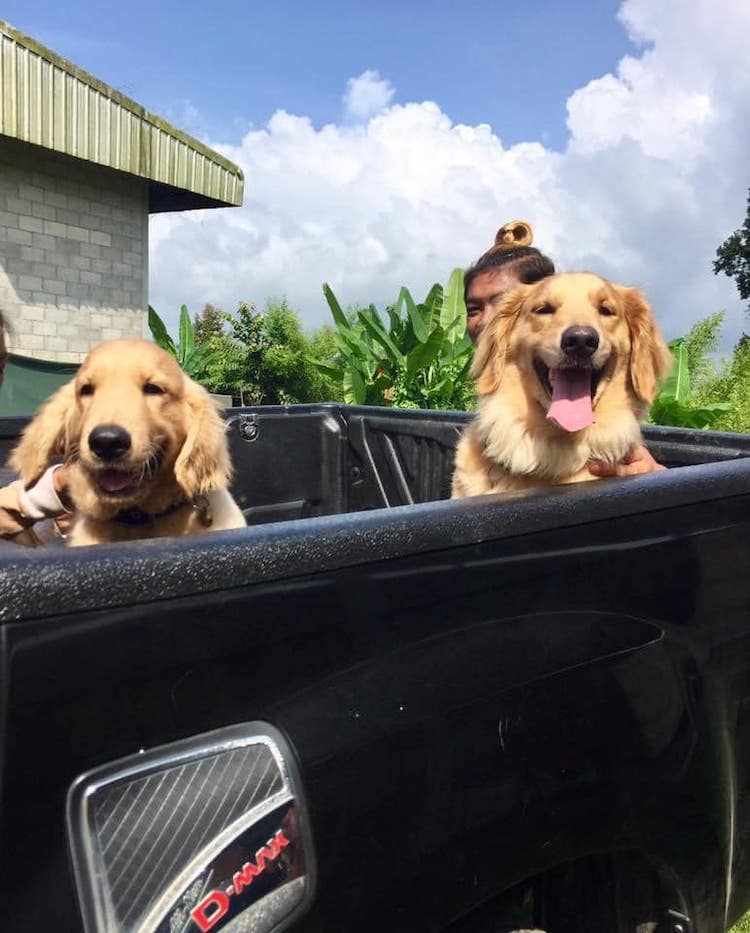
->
left=311, top=269, right=475, bottom=410
left=649, top=336, right=731, bottom=429
left=188, top=299, right=342, bottom=405
left=196, top=301, right=265, bottom=404
left=193, top=303, right=225, bottom=344
left=731, top=909, right=750, bottom=933
left=691, top=330, right=750, bottom=433
left=147, top=305, right=219, bottom=383
left=250, top=299, right=341, bottom=404
left=680, top=312, right=724, bottom=385
left=648, top=310, right=750, bottom=433
left=714, top=189, right=750, bottom=314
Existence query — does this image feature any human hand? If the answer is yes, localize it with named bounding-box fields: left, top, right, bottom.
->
left=52, top=462, right=74, bottom=511
left=588, top=444, right=666, bottom=478
left=52, top=462, right=70, bottom=493
left=54, top=513, right=74, bottom=536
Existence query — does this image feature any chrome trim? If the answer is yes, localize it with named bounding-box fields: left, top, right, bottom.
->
left=67, top=722, right=315, bottom=933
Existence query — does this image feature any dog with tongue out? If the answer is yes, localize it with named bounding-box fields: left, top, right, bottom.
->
left=451, top=272, right=673, bottom=499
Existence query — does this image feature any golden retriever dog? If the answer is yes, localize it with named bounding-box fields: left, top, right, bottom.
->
left=451, top=272, right=672, bottom=498
left=10, top=339, right=246, bottom=545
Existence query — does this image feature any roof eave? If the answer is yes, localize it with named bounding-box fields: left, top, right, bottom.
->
left=0, top=19, right=245, bottom=211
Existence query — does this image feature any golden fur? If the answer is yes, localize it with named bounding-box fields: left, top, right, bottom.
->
left=451, top=272, right=672, bottom=498
left=9, top=339, right=246, bottom=545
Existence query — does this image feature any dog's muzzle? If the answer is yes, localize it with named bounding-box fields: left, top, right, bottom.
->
left=560, top=325, right=599, bottom=361
left=88, top=424, right=132, bottom=461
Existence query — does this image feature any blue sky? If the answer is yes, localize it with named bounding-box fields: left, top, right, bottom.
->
left=4, top=1, right=749, bottom=342
left=8, top=1, right=635, bottom=150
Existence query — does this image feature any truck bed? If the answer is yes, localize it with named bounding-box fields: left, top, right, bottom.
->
left=2, top=404, right=750, bottom=932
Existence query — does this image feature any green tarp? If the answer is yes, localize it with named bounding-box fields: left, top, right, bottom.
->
left=0, top=353, right=78, bottom=416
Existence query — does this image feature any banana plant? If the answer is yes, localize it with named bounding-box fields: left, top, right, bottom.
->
left=650, top=339, right=730, bottom=428
left=147, top=305, right=220, bottom=382
left=311, top=270, right=475, bottom=410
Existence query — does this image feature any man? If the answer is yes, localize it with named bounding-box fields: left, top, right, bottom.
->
left=465, top=220, right=556, bottom=345
left=464, top=222, right=665, bottom=477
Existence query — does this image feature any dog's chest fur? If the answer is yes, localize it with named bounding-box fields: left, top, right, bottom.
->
left=452, top=385, right=643, bottom=498
left=67, top=489, right=245, bottom=546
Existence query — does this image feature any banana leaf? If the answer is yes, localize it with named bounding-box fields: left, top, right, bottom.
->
left=441, top=268, right=466, bottom=343
left=358, top=307, right=405, bottom=365
left=334, top=327, right=378, bottom=364
left=148, top=305, right=176, bottom=356
left=406, top=326, right=445, bottom=374
left=386, top=301, right=402, bottom=336
left=651, top=397, right=730, bottom=429
left=343, top=366, right=366, bottom=405
left=423, top=284, right=444, bottom=330
left=178, top=305, right=195, bottom=364
left=322, top=283, right=351, bottom=331
left=398, top=286, right=428, bottom=343
left=660, top=341, right=690, bottom=403
left=306, top=358, right=343, bottom=379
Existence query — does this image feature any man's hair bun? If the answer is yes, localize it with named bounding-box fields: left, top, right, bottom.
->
left=476, top=221, right=534, bottom=263
left=495, top=220, right=533, bottom=249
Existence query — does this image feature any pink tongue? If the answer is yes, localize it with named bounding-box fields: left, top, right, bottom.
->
left=547, top=368, right=594, bottom=432
left=98, top=470, right=137, bottom=492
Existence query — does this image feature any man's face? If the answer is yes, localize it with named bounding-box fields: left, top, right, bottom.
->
left=465, top=267, right=523, bottom=344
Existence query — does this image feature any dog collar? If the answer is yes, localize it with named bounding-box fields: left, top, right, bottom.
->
left=113, top=496, right=214, bottom=528
left=114, top=500, right=188, bottom=526
left=113, top=496, right=213, bottom=527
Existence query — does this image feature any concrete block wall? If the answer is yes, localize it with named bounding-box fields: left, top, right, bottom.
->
left=0, top=137, right=148, bottom=363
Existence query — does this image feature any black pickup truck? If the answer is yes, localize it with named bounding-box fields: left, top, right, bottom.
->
left=2, top=403, right=750, bottom=933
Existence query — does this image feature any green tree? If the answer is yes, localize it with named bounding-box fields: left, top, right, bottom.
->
left=193, top=304, right=226, bottom=344
left=681, top=311, right=724, bottom=384
left=308, top=325, right=342, bottom=401
left=221, top=301, right=269, bottom=403
left=714, top=189, right=750, bottom=313
left=692, top=330, right=750, bottom=433
left=215, top=298, right=342, bottom=406
left=153, top=298, right=345, bottom=406
left=198, top=333, right=254, bottom=402
left=252, top=299, right=340, bottom=404
left=226, top=301, right=266, bottom=354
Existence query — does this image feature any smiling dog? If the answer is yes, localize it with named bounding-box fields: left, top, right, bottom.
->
left=9, top=339, right=246, bottom=545
left=451, top=272, right=673, bottom=498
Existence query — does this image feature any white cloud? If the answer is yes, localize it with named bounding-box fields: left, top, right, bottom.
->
left=342, top=69, right=395, bottom=122
left=150, top=0, right=750, bottom=348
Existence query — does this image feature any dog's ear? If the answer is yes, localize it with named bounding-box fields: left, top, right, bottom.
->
left=174, top=376, right=232, bottom=499
left=621, top=287, right=673, bottom=404
left=472, top=286, right=527, bottom=395
left=8, top=381, right=78, bottom=483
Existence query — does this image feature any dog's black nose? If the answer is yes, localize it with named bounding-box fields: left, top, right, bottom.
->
left=561, top=326, right=599, bottom=358
left=88, top=424, right=131, bottom=461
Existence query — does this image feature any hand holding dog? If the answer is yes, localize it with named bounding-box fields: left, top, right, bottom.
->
left=588, top=445, right=665, bottom=477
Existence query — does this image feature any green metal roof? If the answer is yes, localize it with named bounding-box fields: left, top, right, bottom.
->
left=0, top=19, right=244, bottom=213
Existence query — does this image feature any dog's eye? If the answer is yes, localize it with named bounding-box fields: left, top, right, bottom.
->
left=599, top=304, right=616, bottom=317
left=143, top=382, right=166, bottom=395
left=534, top=304, right=555, bottom=315
left=79, top=383, right=94, bottom=397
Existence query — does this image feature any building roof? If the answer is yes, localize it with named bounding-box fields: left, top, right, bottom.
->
left=0, top=19, right=244, bottom=213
